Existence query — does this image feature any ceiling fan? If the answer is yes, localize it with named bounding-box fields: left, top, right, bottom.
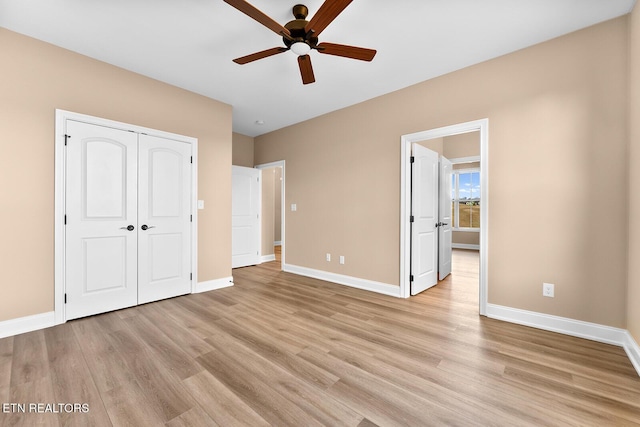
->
left=223, top=0, right=377, bottom=84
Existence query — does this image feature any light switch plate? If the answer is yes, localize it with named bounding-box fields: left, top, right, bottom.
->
left=197, top=200, right=205, bottom=209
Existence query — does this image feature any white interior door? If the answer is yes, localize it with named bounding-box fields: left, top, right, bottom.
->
left=411, top=144, right=439, bottom=295
left=65, top=121, right=139, bottom=320
left=232, top=166, right=261, bottom=268
left=138, top=134, right=192, bottom=304
left=438, top=156, right=453, bottom=280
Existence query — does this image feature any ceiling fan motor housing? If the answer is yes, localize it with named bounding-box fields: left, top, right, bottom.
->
left=292, top=4, right=308, bottom=19
left=283, top=4, right=318, bottom=49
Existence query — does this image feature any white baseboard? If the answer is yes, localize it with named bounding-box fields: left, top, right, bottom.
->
left=486, top=304, right=629, bottom=346
left=261, top=254, right=276, bottom=263
left=194, top=276, right=234, bottom=293
left=486, top=303, right=640, bottom=377
left=274, top=241, right=282, bottom=246
left=0, top=278, right=234, bottom=339
left=624, top=331, right=640, bottom=376
left=452, top=243, right=480, bottom=250
left=0, top=311, right=55, bottom=339
left=487, top=304, right=640, bottom=376
left=283, top=264, right=402, bottom=298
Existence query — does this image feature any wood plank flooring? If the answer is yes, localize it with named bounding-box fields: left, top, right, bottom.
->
left=1, top=249, right=640, bottom=426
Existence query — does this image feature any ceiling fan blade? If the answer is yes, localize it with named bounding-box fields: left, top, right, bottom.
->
left=304, top=0, right=353, bottom=37
left=233, top=47, right=289, bottom=65
left=223, top=0, right=291, bottom=37
left=298, top=55, right=316, bottom=85
left=316, top=42, right=376, bottom=61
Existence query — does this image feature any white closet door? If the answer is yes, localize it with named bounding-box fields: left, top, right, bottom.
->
left=232, top=166, right=261, bottom=268
left=65, top=121, right=138, bottom=320
left=137, top=134, right=192, bottom=304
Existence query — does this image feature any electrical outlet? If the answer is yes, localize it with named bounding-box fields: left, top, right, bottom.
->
left=326, top=253, right=331, bottom=262
left=339, top=256, right=345, bottom=265
left=543, top=282, right=555, bottom=298
left=291, top=203, right=297, bottom=212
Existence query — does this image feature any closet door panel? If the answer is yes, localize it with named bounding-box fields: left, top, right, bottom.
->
left=138, top=134, right=192, bottom=304
left=65, top=121, right=138, bottom=320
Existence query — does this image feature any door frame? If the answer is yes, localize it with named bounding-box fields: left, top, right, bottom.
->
left=400, top=118, right=488, bottom=315
left=54, top=109, right=198, bottom=325
left=255, top=160, right=286, bottom=268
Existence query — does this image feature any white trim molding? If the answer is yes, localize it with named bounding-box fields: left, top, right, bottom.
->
left=195, top=277, right=234, bottom=293
left=624, top=332, right=640, bottom=376
left=486, top=304, right=628, bottom=345
left=449, top=155, right=481, bottom=164
left=255, top=161, right=286, bottom=269
left=261, top=254, right=276, bottom=263
left=400, top=118, right=489, bottom=313
left=487, top=304, right=640, bottom=377
left=284, top=264, right=402, bottom=298
left=0, top=312, right=55, bottom=339
left=451, top=243, right=480, bottom=251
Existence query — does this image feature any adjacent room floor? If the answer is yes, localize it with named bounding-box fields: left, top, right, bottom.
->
left=1, top=250, right=639, bottom=426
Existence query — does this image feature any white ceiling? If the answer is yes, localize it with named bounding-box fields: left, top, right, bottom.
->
left=0, top=0, right=635, bottom=136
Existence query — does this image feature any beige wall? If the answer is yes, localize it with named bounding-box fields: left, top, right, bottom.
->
left=0, top=29, right=232, bottom=322
left=627, top=4, right=640, bottom=342
left=417, top=133, right=479, bottom=159
left=255, top=17, right=629, bottom=328
left=232, top=132, right=254, bottom=167
left=444, top=132, right=480, bottom=159
left=417, top=137, right=444, bottom=154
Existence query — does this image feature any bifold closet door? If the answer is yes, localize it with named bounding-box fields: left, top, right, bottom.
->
left=65, top=122, right=192, bottom=320
left=137, top=134, right=192, bottom=304
left=65, top=121, right=139, bottom=320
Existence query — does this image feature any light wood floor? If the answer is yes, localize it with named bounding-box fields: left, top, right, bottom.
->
left=1, top=250, right=639, bottom=426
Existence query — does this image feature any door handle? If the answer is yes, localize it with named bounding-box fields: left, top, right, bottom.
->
left=120, top=225, right=135, bottom=231
left=141, top=224, right=156, bottom=231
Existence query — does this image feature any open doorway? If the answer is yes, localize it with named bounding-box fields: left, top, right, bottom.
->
left=256, top=161, right=285, bottom=270
left=400, top=119, right=488, bottom=315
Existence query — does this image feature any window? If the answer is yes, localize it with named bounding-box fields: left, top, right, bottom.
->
left=451, top=169, right=480, bottom=230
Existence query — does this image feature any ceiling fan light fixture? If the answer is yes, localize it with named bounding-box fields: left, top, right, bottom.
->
left=225, top=1, right=377, bottom=84
left=290, top=41, right=311, bottom=56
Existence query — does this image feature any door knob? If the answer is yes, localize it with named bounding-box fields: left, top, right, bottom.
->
left=120, top=225, right=135, bottom=231
left=141, top=224, right=156, bottom=231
